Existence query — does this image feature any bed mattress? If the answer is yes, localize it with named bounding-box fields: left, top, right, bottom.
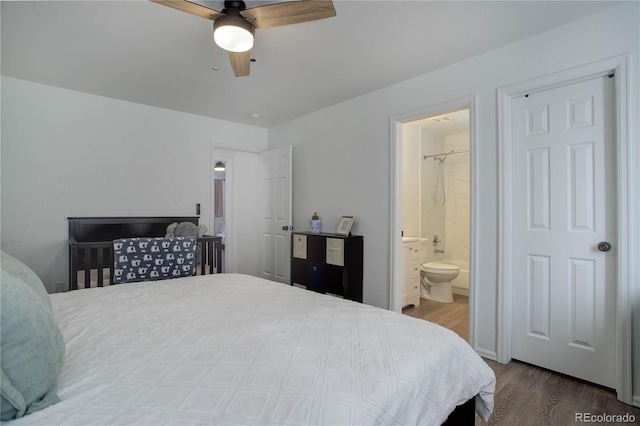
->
left=9, top=273, right=495, bottom=425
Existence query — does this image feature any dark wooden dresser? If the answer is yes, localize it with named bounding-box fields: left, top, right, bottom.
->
left=291, top=232, right=363, bottom=302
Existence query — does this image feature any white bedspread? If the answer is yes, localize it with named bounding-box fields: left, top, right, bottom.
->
left=11, top=274, right=494, bottom=425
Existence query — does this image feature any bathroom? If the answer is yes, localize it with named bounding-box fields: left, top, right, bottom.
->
left=401, top=108, right=470, bottom=323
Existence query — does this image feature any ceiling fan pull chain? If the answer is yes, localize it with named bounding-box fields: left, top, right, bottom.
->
left=212, top=33, right=220, bottom=71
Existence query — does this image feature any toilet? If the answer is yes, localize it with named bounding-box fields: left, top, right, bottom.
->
left=420, top=262, right=460, bottom=303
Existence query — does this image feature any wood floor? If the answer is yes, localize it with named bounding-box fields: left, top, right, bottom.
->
left=402, top=296, right=640, bottom=425
left=403, top=294, right=470, bottom=340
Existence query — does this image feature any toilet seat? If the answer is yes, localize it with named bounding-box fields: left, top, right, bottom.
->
left=421, top=262, right=460, bottom=274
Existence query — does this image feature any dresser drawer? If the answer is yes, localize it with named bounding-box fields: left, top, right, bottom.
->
left=326, top=238, right=344, bottom=266
left=308, top=262, right=324, bottom=291
left=291, top=258, right=308, bottom=286
left=293, top=234, right=307, bottom=259
left=325, top=264, right=344, bottom=296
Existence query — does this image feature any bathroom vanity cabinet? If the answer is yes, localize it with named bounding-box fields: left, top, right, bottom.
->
left=291, top=232, right=363, bottom=302
left=402, top=239, right=421, bottom=308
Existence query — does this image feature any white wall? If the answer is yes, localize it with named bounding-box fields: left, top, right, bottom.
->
left=1, top=77, right=267, bottom=292
left=267, top=3, right=639, bottom=400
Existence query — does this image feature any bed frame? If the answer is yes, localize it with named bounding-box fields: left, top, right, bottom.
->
left=443, top=396, right=475, bottom=425
left=68, top=216, right=222, bottom=291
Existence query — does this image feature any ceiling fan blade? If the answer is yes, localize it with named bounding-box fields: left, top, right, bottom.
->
left=151, top=0, right=223, bottom=21
left=240, top=0, right=335, bottom=29
left=228, top=51, right=251, bottom=77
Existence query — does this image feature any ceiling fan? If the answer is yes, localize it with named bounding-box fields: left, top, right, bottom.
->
left=151, top=0, right=336, bottom=77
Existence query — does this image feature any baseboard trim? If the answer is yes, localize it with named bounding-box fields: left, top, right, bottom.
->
left=475, top=347, right=498, bottom=362
left=452, top=287, right=469, bottom=296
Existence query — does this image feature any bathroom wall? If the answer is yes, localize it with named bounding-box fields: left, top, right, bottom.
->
left=443, top=132, right=470, bottom=264
left=444, top=132, right=470, bottom=294
left=420, top=128, right=446, bottom=264
left=401, top=124, right=421, bottom=238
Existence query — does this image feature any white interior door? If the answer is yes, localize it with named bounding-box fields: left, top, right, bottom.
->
left=260, top=146, right=292, bottom=284
left=511, top=75, right=616, bottom=388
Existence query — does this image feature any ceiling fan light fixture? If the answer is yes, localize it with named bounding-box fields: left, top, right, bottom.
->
left=153, top=0, right=336, bottom=77
left=213, top=14, right=254, bottom=53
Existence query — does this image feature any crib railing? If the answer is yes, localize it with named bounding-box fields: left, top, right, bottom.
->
left=69, top=236, right=222, bottom=290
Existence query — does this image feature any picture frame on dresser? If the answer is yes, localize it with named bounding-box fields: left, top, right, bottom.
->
left=335, top=215, right=355, bottom=235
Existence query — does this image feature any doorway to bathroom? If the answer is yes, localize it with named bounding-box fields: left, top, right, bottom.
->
left=390, top=96, right=477, bottom=345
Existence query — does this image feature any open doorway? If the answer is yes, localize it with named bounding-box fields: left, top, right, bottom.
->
left=390, top=96, right=477, bottom=346
left=401, top=108, right=471, bottom=340
left=212, top=160, right=227, bottom=273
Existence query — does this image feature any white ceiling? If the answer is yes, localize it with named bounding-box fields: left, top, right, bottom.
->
left=412, top=109, right=470, bottom=137
left=1, top=1, right=621, bottom=128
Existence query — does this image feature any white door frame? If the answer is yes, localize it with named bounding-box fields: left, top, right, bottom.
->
left=390, top=95, right=479, bottom=349
left=497, top=55, right=633, bottom=403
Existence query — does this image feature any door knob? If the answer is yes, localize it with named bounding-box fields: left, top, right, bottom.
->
left=597, top=242, right=612, bottom=252
left=282, top=226, right=292, bottom=231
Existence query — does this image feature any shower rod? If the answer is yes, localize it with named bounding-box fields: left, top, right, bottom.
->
left=423, top=149, right=470, bottom=160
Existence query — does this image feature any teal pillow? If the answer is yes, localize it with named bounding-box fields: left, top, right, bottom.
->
left=0, top=269, right=65, bottom=420
left=0, top=251, right=51, bottom=311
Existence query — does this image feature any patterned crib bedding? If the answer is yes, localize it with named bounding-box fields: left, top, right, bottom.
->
left=113, top=237, right=196, bottom=283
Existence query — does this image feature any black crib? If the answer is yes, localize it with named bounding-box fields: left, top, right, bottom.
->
left=68, top=216, right=222, bottom=291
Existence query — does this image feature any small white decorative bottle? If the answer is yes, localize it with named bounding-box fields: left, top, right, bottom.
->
left=309, top=212, right=322, bottom=234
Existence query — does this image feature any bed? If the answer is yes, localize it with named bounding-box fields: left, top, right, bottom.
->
left=1, top=254, right=495, bottom=425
